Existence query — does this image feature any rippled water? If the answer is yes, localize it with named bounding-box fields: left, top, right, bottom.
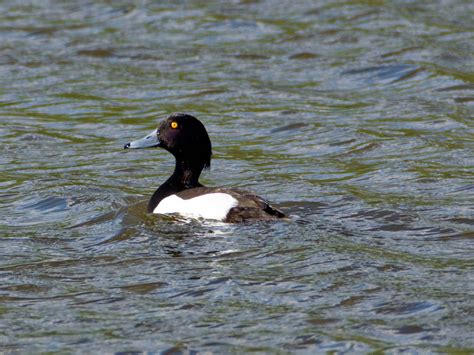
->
left=1, top=0, right=473, bottom=352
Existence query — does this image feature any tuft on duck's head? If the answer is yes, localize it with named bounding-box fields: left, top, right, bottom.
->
left=124, top=113, right=212, bottom=170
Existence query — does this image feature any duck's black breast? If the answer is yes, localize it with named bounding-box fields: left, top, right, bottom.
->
left=175, top=187, right=285, bottom=223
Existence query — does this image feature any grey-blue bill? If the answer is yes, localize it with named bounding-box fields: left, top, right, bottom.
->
left=124, top=128, right=159, bottom=149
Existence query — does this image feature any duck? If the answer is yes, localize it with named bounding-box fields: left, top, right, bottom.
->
left=124, top=113, right=285, bottom=223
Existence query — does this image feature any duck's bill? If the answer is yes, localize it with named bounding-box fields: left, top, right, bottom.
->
left=124, top=129, right=160, bottom=149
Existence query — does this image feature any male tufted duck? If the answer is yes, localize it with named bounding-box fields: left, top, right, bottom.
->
left=124, top=113, right=285, bottom=223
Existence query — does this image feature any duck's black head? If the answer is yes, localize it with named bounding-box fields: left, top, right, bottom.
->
left=124, top=113, right=212, bottom=170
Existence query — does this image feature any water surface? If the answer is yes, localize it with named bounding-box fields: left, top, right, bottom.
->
left=1, top=0, right=473, bottom=352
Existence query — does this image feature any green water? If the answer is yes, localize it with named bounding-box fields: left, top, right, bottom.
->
left=1, top=0, right=473, bottom=352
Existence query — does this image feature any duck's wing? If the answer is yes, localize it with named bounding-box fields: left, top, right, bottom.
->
left=225, top=192, right=285, bottom=223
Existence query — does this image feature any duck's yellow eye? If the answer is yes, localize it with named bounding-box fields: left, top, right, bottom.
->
left=170, top=121, right=178, bottom=129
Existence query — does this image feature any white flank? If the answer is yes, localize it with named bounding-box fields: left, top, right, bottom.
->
left=153, top=193, right=238, bottom=221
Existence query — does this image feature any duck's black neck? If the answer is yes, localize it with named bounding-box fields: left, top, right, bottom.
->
left=147, top=159, right=205, bottom=212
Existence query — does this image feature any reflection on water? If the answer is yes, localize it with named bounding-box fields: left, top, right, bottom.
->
left=1, top=0, right=473, bottom=352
